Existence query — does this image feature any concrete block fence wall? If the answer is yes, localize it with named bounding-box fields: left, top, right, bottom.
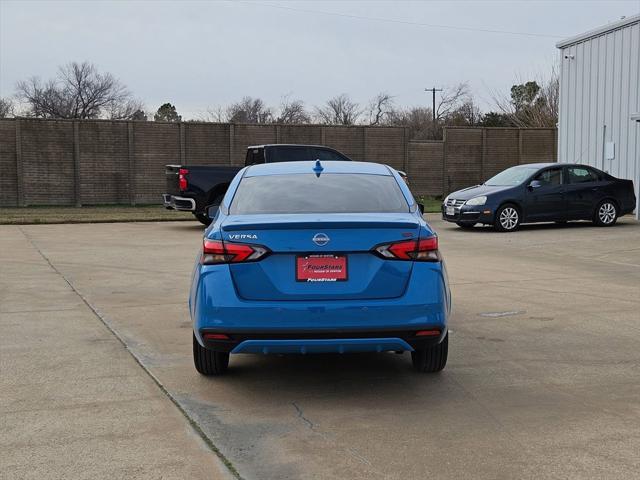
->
left=0, top=119, right=557, bottom=207
left=443, top=127, right=558, bottom=194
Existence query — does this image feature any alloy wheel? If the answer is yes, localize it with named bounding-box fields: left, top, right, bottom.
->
left=499, top=207, right=519, bottom=230
left=598, top=202, right=616, bottom=224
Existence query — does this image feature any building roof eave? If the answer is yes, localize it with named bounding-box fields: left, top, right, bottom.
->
left=556, top=14, right=640, bottom=49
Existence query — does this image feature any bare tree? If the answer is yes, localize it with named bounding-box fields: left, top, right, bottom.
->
left=367, top=92, right=394, bottom=126
left=446, top=99, right=482, bottom=126
left=16, top=61, right=143, bottom=119
left=227, top=97, right=273, bottom=123
left=386, top=106, right=434, bottom=140
left=275, top=95, right=310, bottom=124
left=315, top=94, right=362, bottom=125
left=387, top=83, right=475, bottom=139
left=385, top=94, right=481, bottom=140
left=0, top=97, right=14, bottom=118
left=435, top=83, right=472, bottom=122
left=200, top=105, right=227, bottom=122
left=491, top=67, right=559, bottom=127
left=108, top=100, right=147, bottom=120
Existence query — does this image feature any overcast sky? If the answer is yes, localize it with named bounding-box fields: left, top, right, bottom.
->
left=1, top=0, right=639, bottom=119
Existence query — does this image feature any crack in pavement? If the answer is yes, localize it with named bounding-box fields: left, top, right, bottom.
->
left=292, top=401, right=315, bottom=430
left=290, top=401, right=387, bottom=477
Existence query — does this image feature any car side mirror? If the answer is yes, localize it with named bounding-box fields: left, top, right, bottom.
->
left=418, top=203, right=425, bottom=215
left=207, top=205, right=220, bottom=220
left=528, top=180, right=542, bottom=190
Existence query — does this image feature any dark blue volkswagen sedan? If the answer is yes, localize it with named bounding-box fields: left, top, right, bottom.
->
left=442, top=163, right=636, bottom=231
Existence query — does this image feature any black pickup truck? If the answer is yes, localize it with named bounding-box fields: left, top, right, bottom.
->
left=163, top=144, right=353, bottom=225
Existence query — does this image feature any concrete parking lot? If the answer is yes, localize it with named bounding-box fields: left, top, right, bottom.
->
left=2, top=216, right=640, bottom=479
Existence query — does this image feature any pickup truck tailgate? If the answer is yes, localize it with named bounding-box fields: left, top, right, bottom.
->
left=165, top=165, right=182, bottom=195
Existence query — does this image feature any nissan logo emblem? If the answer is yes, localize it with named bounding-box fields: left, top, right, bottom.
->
left=312, top=233, right=330, bottom=246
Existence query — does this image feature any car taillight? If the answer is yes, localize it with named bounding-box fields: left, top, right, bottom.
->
left=178, top=168, right=189, bottom=191
left=374, top=237, right=441, bottom=262
left=201, top=239, right=269, bottom=265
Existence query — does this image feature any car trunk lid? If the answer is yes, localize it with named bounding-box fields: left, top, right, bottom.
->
left=221, top=213, right=420, bottom=301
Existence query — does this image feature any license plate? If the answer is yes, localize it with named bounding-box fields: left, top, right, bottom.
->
left=296, top=254, right=348, bottom=282
left=446, top=206, right=455, bottom=216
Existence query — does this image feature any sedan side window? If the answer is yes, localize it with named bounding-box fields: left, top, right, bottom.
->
left=245, top=149, right=265, bottom=166
left=313, top=148, right=348, bottom=161
left=274, top=147, right=312, bottom=162
left=534, top=168, right=562, bottom=186
left=568, top=167, right=599, bottom=184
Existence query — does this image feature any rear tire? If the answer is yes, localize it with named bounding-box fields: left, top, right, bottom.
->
left=195, top=194, right=224, bottom=226
left=494, top=204, right=520, bottom=232
left=411, top=333, right=448, bottom=373
left=194, top=212, right=212, bottom=226
left=193, top=333, right=229, bottom=376
left=593, top=200, right=618, bottom=227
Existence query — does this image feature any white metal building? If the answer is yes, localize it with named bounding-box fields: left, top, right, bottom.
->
left=557, top=14, right=640, bottom=219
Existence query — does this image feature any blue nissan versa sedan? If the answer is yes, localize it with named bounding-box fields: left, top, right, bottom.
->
left=190, top=161, right=450, bottom=375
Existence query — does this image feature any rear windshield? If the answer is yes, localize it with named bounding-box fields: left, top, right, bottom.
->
left=230, top=173, right=410, bottom=214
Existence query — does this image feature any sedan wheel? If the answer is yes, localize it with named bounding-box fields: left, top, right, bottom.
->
left=494, top=204, right=520, bottom=232
left=193, top=333, right=229, bottom=376
left=412, top=333, right=448, bottom=373
left=594, top=200, right=618, bottom=227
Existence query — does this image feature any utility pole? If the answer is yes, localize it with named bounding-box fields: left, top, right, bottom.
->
left=425, top=87, right=443, bottom=139
left=425, top=87, right=443, bottom=124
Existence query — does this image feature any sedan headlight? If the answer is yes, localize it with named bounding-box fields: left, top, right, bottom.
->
left=443, top=195, right=450, bottom=204
left=465, top=196, right=487, bottom=206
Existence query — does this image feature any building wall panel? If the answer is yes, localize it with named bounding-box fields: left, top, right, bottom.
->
left=558, top=16, right=640, bottom=218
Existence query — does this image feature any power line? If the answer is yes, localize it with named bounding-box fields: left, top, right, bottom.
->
left=234, top=1, right=566, bottom=39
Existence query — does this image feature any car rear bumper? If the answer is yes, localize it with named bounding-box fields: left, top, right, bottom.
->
left=198, top=328, right=446, bottom=354
left=231, top=338, right=413, bottom=354
left=191, top=262, right=451, bottom=354
left=162, top=194, right=196, bottom=211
